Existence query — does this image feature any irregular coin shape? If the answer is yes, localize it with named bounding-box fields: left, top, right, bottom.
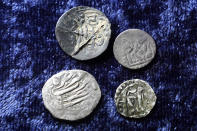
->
left=113, top=29, right=156, bottom=69
left=55, top=6, right=111, bottom=60
left=42, top=70, right=101, bottom=121
left=114, top=79, right=156, bottom=118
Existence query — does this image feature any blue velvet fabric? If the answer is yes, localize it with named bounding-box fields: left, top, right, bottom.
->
left=0, top=0, right=197, bottom=130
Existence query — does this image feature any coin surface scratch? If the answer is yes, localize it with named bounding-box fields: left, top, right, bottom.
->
left=55, top=6, right=111, bottom=60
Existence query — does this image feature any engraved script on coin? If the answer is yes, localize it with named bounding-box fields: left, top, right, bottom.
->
left=113, top=29, right=156, bottom=69
left=42, top=70, right=101, bottom=121
left=114, top=79, right=156, bottom=118
left=55, top=6, right=111, bottom=60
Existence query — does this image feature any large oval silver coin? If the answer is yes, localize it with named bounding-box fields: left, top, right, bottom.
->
left=42, top=70, right=101, bottom=121
left=113, top=29, right=156, bottom=69
left=114, top=79, right=156, bottom=118
left=55, top=6, right=111, bottom=60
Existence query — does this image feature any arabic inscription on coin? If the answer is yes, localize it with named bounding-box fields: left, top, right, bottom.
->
left=55, top=6, right=111, bottom=60
left=42, top=70, right=101, bottom=121
left=113, top=29, right=156, bottom=69
left=114, top=79, right=156, bottom=118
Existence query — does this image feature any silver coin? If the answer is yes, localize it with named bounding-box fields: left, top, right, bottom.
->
left=42, top=70, right=101, bottom=121
left=55, top=6, right=111, bottom=60
left=113, top=29, right=156, bottom=69
left=114, top=79, right=156, bottom=118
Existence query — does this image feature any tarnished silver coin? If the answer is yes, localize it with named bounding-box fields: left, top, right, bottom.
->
left=114, top=79, right=156, bottom=118
left=55, top=6, right=111, bottom=60
left=42, top=70, right=101, bottom=121
left=113, top=29, right=156, bottom=69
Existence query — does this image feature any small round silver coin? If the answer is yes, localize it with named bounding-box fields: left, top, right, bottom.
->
left=42, top=70, right=101, bottom=121
left=113, top=29, right=156, bottom=69
left=55, top=6, right=111, bottom=60
left=114, top=79, right=156, bottom=118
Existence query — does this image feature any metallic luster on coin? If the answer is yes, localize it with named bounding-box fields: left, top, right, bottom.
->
left=113, top=29, right=156, bottom=69
left=42, top=70, right=101, bottom=121
left=114, top=79, right=156, bottom=118
left=55, top=6, right=111, bottom=60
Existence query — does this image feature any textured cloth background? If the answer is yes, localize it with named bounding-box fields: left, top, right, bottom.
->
left=0, top=0, right=197, bottom=130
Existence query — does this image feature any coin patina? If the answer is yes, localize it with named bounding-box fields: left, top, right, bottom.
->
left=55, top=6, right=111, bottom=60
left=114, top=79, right=156, bottom=118
left=113, top=29, right=156, bottom=69
left=42, top=70, right=101, bottom=121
